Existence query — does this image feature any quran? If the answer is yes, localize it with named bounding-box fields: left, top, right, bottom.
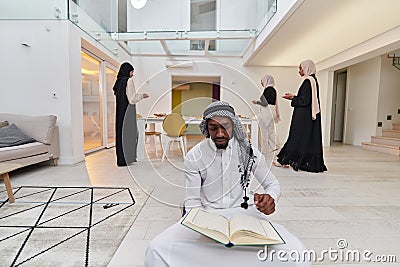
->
left=181, top=208, right=285, bottom=247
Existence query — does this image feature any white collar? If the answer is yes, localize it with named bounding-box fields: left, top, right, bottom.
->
left=207, top=137, right=235, bottom=152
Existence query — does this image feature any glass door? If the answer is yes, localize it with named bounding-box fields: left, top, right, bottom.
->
left=81, top=51, right=103, bottom=152
left=105, top=64, right=118, bottom=148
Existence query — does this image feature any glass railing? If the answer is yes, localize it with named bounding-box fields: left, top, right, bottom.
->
left=115, top=0, right=277, bottom=56
left=0, top=0, right=277, bottom=57
left=68, top=0, right=118, bottom=54
left=0, top=0, right=68, bottom=20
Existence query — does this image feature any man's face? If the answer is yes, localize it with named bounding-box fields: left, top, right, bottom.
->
left=207, top=116, right=233, bottom=149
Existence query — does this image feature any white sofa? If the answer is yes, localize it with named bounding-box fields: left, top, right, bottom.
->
left=0, top=113, right=59, bottom=167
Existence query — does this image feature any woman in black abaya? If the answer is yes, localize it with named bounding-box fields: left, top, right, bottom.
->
left=113, top=62, right=149, bottom=166
left=276, top=60, right=327, bottom=173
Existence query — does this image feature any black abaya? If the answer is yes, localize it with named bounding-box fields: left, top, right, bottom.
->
left=113, top=63, right=138, bottom=166
left=277, top=75, right=327, bottom=172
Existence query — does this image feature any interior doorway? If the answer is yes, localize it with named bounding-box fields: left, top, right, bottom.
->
left=331, top=70, right=347, bottom=143
left=171, top=75, right=220, bottom=135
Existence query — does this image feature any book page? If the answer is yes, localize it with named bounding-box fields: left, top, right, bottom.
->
left=259, top=219, right=283, bottom=242
left=229, top=212, right=283, bottom=245
left=183, top=208, right=229, bottom=239
left=229, top=212, right=268, bottom=238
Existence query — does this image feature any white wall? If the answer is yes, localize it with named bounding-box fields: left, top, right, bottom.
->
left=315, top=69, right=334, bottom=146
left=0, top=20, right=77, bottom=164
left=378, top=54, right=400, bottom=128
left=0, top=20, right=130, bottom=164
left=344, top=58, right=381, bottom=145
left=219, top=0, right=256, bottom=30
left=128, top=0, right=259, bottom=32
left=68, top=23, right=86, bottom=164
left=244, top=0, right=301, bottom=64
left=128, top=0, right=190, bottom=31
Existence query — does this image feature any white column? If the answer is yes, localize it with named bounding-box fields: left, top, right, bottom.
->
left=137, top=118, right=146, bottom=160
left=251, top=119, right=258, bottom=147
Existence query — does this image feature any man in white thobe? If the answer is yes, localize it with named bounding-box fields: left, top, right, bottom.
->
left=145, top=101, right=311, bottom=267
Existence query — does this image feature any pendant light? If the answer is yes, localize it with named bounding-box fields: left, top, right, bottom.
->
left=131, top=0, right=148, bottom=9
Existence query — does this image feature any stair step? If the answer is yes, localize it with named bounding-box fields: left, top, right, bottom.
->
left=362, top=142, right=400, bottom=156
left=371, top=136, right=400, bottom=146
left=393, top=123, right=400, bottom=130
left=382, top=129, right=400, bottom=138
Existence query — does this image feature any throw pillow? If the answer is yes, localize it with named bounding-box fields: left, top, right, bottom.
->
left=0, top=121, right=9, bottom=128
left=0, top=123, right=36, bottom=148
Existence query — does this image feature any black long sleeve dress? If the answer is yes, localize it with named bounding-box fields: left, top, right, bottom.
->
left=277, top=75, right=327, bottom=172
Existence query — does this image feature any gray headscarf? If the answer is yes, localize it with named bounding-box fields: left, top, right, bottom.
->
left=199, top=101, right=255, bottom=190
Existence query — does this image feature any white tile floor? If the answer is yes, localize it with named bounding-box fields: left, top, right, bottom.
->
left=4, top=143, right=400, bottom=266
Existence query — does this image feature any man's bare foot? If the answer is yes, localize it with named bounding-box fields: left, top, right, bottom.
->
left=273, top=162, right=290, bottom=168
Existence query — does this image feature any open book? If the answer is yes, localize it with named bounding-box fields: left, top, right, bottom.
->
left=181, top=208, right=285, bottom=247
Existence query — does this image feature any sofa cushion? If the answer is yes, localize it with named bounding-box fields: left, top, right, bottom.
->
left=0, top=124, right=36, bottom=148
left=0, top=121, right=9, bottom=128
left=0, top=142, right=49, bottom=162
left=0, top=114, right=57, bottom=144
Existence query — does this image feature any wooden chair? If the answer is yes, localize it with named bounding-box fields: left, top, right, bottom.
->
left=145, top=124, right=162, bottom=158
left=161, top=113, right=187, bottom=161
left=138, top=114, right=162, bottom=158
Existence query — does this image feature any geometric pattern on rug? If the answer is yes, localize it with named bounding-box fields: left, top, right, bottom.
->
left=0, top=186, right=144, bottom=267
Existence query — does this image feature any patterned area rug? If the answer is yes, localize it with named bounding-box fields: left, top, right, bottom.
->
left=0, top=186, right=149, bottom=267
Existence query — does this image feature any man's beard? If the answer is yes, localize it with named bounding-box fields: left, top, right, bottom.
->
left=214, top=139, right=229, bottom=149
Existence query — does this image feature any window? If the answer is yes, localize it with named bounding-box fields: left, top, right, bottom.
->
left=190, top=0, right=216, bottom=51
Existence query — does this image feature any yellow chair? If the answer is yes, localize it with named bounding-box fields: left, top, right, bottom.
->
left=161, top=113, right=187, bottom=161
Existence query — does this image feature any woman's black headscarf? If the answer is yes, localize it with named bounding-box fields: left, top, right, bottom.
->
left=113, top=62, right=134, bottom=95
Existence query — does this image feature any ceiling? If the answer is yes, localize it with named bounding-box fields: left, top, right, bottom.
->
left=245, top=0, right=400, bottom=67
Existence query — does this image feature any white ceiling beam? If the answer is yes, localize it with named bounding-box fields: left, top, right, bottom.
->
left=115, top=30, right=255, bottom=41
left=160, top=40, right=171, bottom=56
left=204, top=40, right=210, bottom=56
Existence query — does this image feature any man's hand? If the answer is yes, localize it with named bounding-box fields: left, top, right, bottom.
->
left=254, top=193, right=275, bottom=215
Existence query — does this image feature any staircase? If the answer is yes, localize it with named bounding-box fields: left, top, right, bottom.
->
left=362, top=123, right=400, bottom=156
left=388, top=53, right=400, bottom=70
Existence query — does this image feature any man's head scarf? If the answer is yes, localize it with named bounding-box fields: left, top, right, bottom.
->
left=199, top=101, right=254, bottom=189
left=113, top=62, right=134, bottom=95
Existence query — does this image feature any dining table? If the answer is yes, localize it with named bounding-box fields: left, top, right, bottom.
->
left=137, top=116, right=258, bottom=160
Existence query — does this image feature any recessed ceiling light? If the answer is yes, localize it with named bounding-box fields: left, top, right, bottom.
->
left=131, top=0, right=148, bottom=9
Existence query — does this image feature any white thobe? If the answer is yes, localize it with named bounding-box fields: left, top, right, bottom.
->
left=184, top=138, right=280, bottom=210
left=145, top=138, right=311, bottom=267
